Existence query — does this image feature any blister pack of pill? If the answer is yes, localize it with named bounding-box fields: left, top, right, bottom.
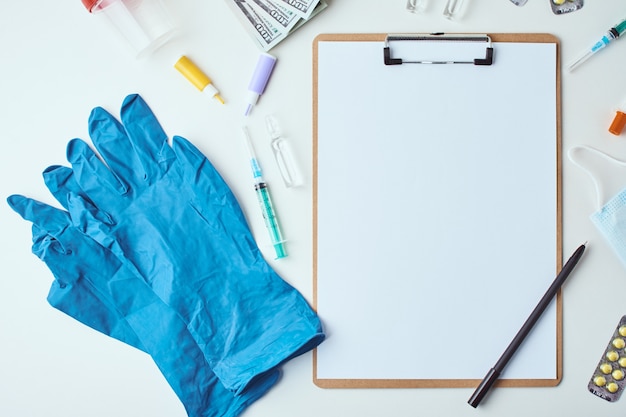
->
left=588, top=315, right=626, bottom=402
left=550, top=0, right=583, bottom=15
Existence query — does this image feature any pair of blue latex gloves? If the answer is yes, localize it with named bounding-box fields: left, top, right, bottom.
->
left=7, top=94, right=324, bottom=417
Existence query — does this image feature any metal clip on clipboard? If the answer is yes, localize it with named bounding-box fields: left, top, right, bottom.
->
left=383, top=33, right=494, bottom=65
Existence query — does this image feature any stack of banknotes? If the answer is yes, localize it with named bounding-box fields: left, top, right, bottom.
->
left=225, top=0, right=328, bottom=51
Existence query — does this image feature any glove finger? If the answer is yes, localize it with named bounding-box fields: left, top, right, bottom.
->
left=66, top=138, right=127, bottom=205
left=30, top=223, right=70, bottom=262
left=88, top=106, right=147, bottom=188
left=66, top=193, right=124, bottom=259
left=43, top=166, right=103, bottom=220
left=119, top=94, right=175, bottom=182
left=42, top=165, right=79, bottom=210
left=7, top=194, right=72, bottom=237
left=7, top=195, right=74, bottom=261
left=43, top=168, right=109, bottom=240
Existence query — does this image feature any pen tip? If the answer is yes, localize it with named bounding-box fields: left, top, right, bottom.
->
left=214, top=94, right=225, bottom=104
left=244, top=104, right=252, bottom=116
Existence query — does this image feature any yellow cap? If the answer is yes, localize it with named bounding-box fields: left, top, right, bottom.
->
left=175, top=56, right=211, bottom=90
left=174, top=56, right=224, bottom=103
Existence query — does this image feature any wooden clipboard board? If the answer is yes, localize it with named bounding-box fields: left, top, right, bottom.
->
left=312, top=33, right=562, bottom=389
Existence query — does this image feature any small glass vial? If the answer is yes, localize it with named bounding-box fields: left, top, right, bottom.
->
left=406, top=0, right=427, bottom=13
left=266, top=115, right=303, bottom=188
left=443, top=0, right=466, bottom=20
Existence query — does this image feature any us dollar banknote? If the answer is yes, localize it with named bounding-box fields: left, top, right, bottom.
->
left=251, top=0, right=300, bottom=32
left=229, top=0, right=287, bottom=50
left=273, top=0, right=319, bottom=19
left=225, top=0, right=326, bottom=51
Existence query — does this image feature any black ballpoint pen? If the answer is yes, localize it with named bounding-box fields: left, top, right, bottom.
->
left=468, top=242, right=587, bottom=408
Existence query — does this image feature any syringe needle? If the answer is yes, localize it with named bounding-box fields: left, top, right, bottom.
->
left=568, top=18, right=626, bottom=72
left=568, top=50, right=594, bottom=72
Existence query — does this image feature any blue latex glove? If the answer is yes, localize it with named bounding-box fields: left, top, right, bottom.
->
left=40, top=94, right=324, bottom=394
left=41, top=221, right=146, bottom=352
left=7, top=194, right=279, bottom=417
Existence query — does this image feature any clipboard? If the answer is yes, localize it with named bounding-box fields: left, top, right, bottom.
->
left=312, top=33, right=561, bottom=389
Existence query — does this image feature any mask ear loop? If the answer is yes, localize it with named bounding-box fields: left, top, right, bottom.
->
left=568, top=146, right=626, bottom=211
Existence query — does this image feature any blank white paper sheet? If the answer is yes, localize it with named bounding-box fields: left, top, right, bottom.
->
left=313, top=34, right=560, bottom=388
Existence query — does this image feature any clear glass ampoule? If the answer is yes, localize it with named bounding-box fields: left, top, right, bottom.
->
left=443, top=0, right=466, bottom=20
left=266, top=115, right=303, bottom=188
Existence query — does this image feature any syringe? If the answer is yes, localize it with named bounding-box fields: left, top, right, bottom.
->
left=242, top=126, right=287, bottom=259
left=569, top=18, right=626, bottom=72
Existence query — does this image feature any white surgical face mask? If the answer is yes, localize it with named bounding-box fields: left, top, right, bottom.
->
left=569, top=146, right=626, bottom=267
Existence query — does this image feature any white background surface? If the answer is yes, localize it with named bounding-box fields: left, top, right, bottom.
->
left=1, top=0, right=626, bottom=416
